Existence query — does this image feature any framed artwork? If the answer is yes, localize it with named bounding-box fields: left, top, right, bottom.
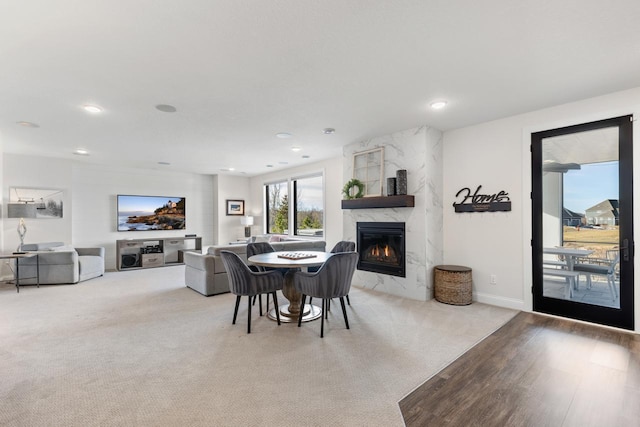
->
left=9, top=187, right=64, bottom=218
left=352, top=147, right=384, bottom=197
left=226, top=199, right=245, bottom=216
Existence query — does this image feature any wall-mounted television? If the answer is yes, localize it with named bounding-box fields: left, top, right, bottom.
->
left=117, top=195, right=186, bottom=231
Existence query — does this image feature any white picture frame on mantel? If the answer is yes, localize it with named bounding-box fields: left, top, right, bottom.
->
left=352, top=147, right=384, bottom=197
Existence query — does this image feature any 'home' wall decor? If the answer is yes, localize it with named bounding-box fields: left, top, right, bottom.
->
left=453, top=185, right=511, bottom=213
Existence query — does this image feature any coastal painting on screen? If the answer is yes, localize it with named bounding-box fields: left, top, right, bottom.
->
left=117, top=195, right=186, bottom=231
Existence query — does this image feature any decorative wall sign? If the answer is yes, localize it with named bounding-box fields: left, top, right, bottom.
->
left=453, top=185, right=511, bottom=213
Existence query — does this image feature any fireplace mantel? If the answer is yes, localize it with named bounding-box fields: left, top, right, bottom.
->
left=341, top=195, right=414, bottom=209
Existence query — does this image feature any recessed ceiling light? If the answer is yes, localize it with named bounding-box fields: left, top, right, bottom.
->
left=266, top=165, right=274, bottom=168
left=276, top=132, right=292, bottom=139
left=73, top=148, right=89, bottom=156
left=430, top=101, right=448, bottom=110
left=322, top=128, right=335, bottom=134
left=302, top=155, right=310, bottom=159
left=83, top=104, right=103, bottom=113
left=155, top=104, right=177, bottom=113
left=291, top=146, right=301, bottom=152
left=16, top=121, right=39, bottom=128
left=158, top=161, right=171, bottom=165
left=228, top=167, right=235, bottom=171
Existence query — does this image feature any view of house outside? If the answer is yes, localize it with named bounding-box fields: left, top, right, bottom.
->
left=563, top=161, right=619, bottom=258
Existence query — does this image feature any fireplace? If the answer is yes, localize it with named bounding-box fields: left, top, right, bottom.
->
left=356, top=222, right=405, bottom=277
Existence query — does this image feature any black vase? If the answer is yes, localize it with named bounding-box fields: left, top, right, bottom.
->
left=387, top=178, right=396, bottom=196
left=396, top=170, right=407, bottom=195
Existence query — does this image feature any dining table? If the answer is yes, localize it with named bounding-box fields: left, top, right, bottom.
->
left=248, top=251, right=333, bottom=323
left=543, top=247, right=594, bottom=270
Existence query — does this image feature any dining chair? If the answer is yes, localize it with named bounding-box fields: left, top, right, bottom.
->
left=220, top=250, right=283, bottom=333
left=573, top=251, right=620, bottom=301
left=247, top=242, right=276, bottom=315
left=292, top=252, right=358, bottom=338
left=309, top=240, right=356, bottom=306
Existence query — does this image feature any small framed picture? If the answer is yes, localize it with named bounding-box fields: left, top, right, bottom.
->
left=226, top=199, right=245, bottom=216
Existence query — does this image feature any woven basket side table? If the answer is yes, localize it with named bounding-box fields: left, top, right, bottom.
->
left=434, top=265, right=472, bottom=305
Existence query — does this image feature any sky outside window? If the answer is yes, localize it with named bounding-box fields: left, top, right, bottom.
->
left=563, top=161, right=618, bottom=214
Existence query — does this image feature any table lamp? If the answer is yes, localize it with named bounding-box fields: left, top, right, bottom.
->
left=7, top=203, right=37, bottom=250
left=240, top=216, right=254, bottom=238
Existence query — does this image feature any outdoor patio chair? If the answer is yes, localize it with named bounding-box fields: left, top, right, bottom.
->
left=573, top=251, right=619, bottom=301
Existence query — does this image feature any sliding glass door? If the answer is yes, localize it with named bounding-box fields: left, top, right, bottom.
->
left=531, top=116, right=634, bottom=330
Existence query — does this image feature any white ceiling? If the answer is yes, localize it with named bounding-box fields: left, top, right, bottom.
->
left=2, top=1, right=640, bottom=177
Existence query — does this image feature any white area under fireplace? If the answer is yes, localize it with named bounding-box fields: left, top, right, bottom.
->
left=343, top=126, right=443, bottom=301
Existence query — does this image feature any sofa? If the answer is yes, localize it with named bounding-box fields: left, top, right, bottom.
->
left=184, top=239, right=326, bottom=296
left=18, top=242, right=106, bottom=285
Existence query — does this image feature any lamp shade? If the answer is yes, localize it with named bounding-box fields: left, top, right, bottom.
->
left=240, top=216, right=254, bottom=226
left=8, top=203, right=37, bottom=218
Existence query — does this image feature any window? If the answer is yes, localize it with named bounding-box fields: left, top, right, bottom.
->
left=264, top=172, right=324, bottom=237
left=265, top=181, right=288, bottom=234
left=293, top=175, right=324, bottom=237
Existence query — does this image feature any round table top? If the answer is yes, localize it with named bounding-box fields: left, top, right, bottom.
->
left=435, top=264, right=471, bottom=272
left=248, top=251, right=332, bottom=268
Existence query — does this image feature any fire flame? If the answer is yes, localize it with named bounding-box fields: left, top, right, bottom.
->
left=366, top=244, right=398, bottom=264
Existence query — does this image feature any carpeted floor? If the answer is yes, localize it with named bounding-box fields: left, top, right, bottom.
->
left=0, top=266, right=516, bottom=426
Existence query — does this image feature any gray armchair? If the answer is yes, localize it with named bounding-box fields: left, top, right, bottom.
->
left=220, top=250, right=284, bottom=333
left=292, top=252, right=358, bottom=338
left=309, top=240, right=356, bottom=305
left=246, top=242, right=276, bottom=315
left=18, top=242, right=105, bottom=284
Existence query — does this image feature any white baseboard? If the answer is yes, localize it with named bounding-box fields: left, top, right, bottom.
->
left=474, top=292, right=525, bottom=311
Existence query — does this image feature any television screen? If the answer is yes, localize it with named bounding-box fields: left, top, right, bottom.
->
left=117, top=195, right=186, bottom=231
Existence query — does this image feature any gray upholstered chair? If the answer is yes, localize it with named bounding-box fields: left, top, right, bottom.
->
left=309, top=240, right=356, bottom=305
left=247, top=242, right=275, bottom=315
left=292, top=252, right=358, bottom=338
left=220, top=250, right=284, bottom=333
left=331, top=240, right=356, bottom=253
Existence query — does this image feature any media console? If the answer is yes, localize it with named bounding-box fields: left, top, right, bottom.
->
left=116, top=236, right=202, bottom=271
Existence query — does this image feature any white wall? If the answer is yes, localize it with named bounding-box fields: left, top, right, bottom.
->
left=249, top=157, right=343, bottom=249
left=0, top=132, right=3, bottom=260
left=3, top=154, right=74, bottom=250
left=443, top=86, right=640, bottom=331
left=72, top=162, right=216, bottom=270
left=0, top=133, right=4, bottom=254
left=216, top=174, right=251, bottom=245
left=2, top=154, right=217, bottom=271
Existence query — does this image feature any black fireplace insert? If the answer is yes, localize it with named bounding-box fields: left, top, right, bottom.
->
left=356, top=222, right=405, bottom=277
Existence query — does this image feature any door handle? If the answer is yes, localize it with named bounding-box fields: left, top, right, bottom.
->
left=621, top=238, right=632, bottom=262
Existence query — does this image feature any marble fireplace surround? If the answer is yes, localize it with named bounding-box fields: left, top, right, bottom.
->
left=342, top=126, right=443, bottom=301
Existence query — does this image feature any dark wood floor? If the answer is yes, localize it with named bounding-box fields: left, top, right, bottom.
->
left=399, top=312, right=640, bottom=427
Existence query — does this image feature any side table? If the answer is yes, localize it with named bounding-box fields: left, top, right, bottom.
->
left=0, top=252, right=40, bottom=293
left=434, top=265, right=472, bottom=305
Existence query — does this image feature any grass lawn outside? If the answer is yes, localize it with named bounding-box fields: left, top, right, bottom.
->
left=562, top=225, right=618, bottom=259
